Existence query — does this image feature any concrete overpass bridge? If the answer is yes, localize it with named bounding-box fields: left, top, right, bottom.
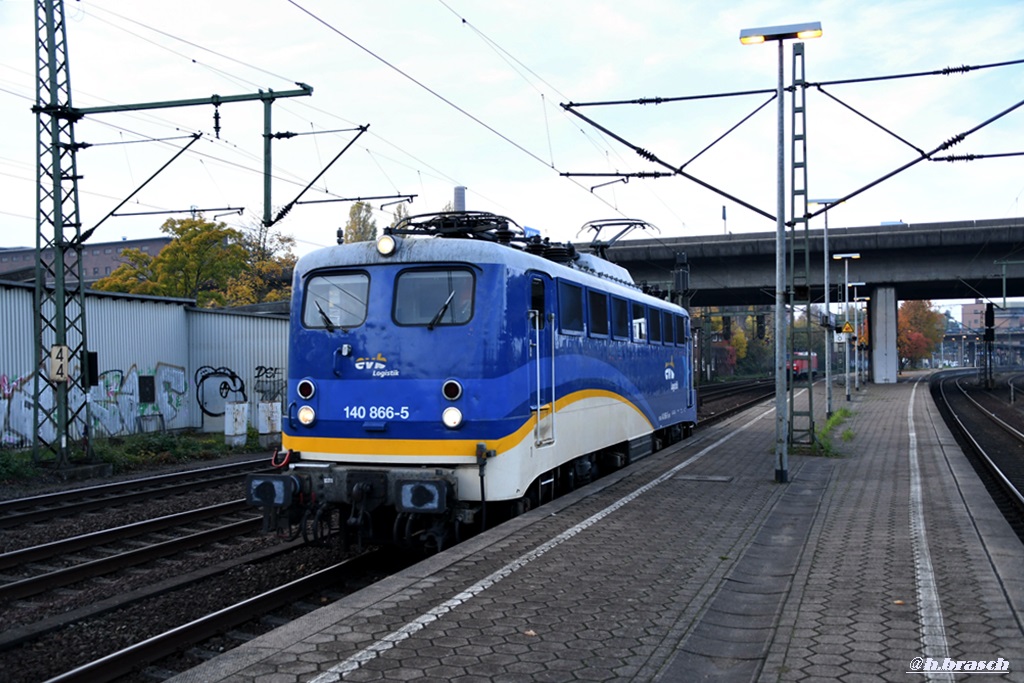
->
left=603, top=217, right=1024, bottom=383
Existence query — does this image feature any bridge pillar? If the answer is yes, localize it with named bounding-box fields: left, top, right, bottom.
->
left=869, top=286, right=898, bottom=383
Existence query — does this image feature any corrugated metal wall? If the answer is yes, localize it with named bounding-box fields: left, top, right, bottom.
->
left=188, top=309, right=288, bottom=434
left=86, top=296, right=192, bottom=435
left=1, top=282, right=287, bottom=445
left=0, top=284, right=34, bottom=380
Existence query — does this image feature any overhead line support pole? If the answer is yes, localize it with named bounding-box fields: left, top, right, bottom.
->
left=33, top=0, right=313, bottom=469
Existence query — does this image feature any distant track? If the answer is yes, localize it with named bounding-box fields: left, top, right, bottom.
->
left=0, top=458, right=269, bottom=529
left=931, top=372, right=1024, bottom=540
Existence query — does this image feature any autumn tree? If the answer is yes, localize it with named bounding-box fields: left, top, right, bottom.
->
left=898, top=300, right=945, bottom=368
left=225, top=221, right=298, bottom=305
left=729, top=320, right=748, bottom=361
left=89, top=248, right=161, bottom=296
left=389, top=201, right=410, bottom=228
left=343, top=201, right=377, bottom=243
left=92, top=215, right=247, bottom=307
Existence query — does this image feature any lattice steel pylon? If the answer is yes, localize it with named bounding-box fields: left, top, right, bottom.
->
left=32, top=0, right=91, bottom=467
left=788, top=42, right=815, bottom=446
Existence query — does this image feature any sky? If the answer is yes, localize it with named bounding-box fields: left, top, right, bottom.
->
left=1, top=0, right=1023, bottom=290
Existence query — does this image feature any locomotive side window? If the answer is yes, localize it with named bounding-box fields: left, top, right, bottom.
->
left=611, top=297, right=630, bottom=340
left=662, top=311, right=675, bottom=345
left=531, top=277, right=546, bottom=329
left=631, top=302, right=647, bottom=341
left=675, top=315, right=688, bottom=346
left=303, top=272, right=369, bottom=330
left=558, top=281, right=584, bottom=334
left=588, top=290, right=609, bottom=337
left=649, top=308, right=663, bottom=343
left=394, top=268, right=474, bottom=326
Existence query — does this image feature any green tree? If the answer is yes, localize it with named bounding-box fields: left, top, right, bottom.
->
left=344, top=201, right=378, bottom=243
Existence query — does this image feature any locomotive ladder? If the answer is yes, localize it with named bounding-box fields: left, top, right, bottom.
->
left=788, top=42, right=815, bottom=446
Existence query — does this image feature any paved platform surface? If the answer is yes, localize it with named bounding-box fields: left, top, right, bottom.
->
left=169, top=376, right=1024, bottom=682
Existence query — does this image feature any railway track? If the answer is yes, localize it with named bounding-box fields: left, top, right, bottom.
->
left=0, top=501, right=259, bottom=602
left=1, top=384, right=775, bottom=682
left=0, top=458, right=269, bottom=530
left=44, top=548, right=399, bottom=683
left=931, top=372, right=1024, bottom=541
left=697, top=377, right=775, bottom=423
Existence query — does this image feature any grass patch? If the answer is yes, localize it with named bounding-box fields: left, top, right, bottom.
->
left=1, top=427, right=264, bottom=486
left=814, top=408, right=854, bottom=457
left=92, top=427, right=262, bottom=473
left=0, top=450, right=38, bottom=482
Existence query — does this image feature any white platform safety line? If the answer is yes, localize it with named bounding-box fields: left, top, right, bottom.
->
left=908, top=379, right=953, bottom=681
left=308, top=403, right=779, bottom=682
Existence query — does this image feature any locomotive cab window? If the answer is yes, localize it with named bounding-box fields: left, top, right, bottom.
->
left=303, top=272, right=369, bottom=330
left=394, top=268, right=474, bottom=326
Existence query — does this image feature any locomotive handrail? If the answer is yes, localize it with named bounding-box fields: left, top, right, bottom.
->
left=530, top=309, right=556, bottom=448
left=549, top=311, right=557, bottom=446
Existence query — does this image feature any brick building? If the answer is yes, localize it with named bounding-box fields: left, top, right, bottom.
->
left=961, top=299, right=1024, bottom=332
left=0, top=237, right=171, bottom=285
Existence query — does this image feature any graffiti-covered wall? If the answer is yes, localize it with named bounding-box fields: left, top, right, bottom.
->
left=0, top=282, right=287, bottom=447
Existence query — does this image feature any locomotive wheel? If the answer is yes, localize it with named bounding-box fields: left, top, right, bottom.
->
left=512, top=496, right=532, bottom=517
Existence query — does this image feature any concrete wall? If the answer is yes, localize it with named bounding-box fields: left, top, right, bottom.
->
left=870, top=286, right=899, bottom=384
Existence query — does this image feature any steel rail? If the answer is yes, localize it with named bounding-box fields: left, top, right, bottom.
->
left=45, top=552, right=378, bottom=683
left=940, top=377, right=1024, bottom=509
left=0, top=499, right=248, bottom=570
left=0, top=517, right=262, bottom=602
left=0, top=459, right=268, bottom=528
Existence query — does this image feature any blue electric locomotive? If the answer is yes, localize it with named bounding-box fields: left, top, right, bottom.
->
left=246, top=212, right=696, bottom=550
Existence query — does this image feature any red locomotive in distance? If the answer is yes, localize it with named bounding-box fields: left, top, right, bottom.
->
left=787, top=351, right=818, bottom=379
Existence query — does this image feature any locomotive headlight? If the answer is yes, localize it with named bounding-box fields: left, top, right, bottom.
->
left=297, top=405, right=316, bottom=425
left=442, top=379, right=463, bottom=401
left=441, top=407, right=463, bottom=429
left=376, top=234, right=397, bottom=256
left=297, top=379, right=316, bottom=400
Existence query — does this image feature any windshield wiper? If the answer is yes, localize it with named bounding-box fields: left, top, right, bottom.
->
left=427, top=290, right=456, bottom=331
left=315, top=301, right=336, bottom=333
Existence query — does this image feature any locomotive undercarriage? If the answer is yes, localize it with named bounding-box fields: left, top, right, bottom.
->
left=247, top=423, right=690, bottom=552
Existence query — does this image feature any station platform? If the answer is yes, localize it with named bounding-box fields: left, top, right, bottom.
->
left=169, top=376, right=1024, bottom=682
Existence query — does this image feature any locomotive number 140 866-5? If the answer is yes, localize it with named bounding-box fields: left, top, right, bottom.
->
left=343, top=405, right=410, bottom=420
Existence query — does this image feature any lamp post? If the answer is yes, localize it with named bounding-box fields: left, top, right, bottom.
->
left=810, top=198, right=840, bottom=417
left=856, top=294, right=871, bottom=386
left=741, top=21, right=822, bottom=484
left=833, top=253, right=860, bottom=401
left=849, top=283, right=866, bottom=390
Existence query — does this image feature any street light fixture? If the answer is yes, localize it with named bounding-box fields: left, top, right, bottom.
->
left=741, top=20, right=822, bottom=485
left=833, top=253, right=860, bottom=400
left=810, top=198, right=841, bottom=418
